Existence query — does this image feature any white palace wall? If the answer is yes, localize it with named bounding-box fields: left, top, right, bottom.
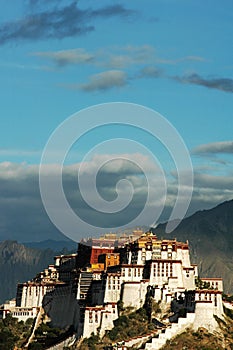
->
left=121, top=281, right=148, bottom=309
left=82, top=303, right=118, bottom=338
left=193, top=302, right=219, bottom=332
left=18, top=283, right=55, bottom=308
left=195, top=291, right=223, bottom=317
left=149, top=261, right=184, bottom=288
left=182, top=268, right=195, bottom=290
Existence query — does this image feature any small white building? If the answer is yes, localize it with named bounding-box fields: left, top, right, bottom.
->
left=16, top=281, right=57, bottom=308
left=1, top=299, right=38, bottom=322
left=82, top=303, right=118, bottom=338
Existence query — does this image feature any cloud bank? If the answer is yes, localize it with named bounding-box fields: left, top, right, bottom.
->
left=0, top=153, right=232, bottom=242
left=193, top=141, right=233, bottom=155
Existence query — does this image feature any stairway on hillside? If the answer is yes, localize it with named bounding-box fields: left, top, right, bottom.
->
left=144, top=313, right=195, bottom=349
left=79, top=271, right=93, bottom=303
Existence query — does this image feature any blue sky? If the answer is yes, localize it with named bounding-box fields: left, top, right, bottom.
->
left=0, top=0, right=232, bottom=242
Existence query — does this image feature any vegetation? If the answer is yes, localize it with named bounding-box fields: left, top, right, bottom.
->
left=223, top=306, right=233, bottom=321
left=28, top=321, right=74, bottom=349
left=78, top=333, right=100, bottom=350
left=195, top=277, right=211, bottom=290
left=108, top=307, right=154, bottom=341
left=77, top=303, right=161, bottom=350
left=0, top=314, right=33, bottom=350
left=222, top=293, right=233, bottom=303
left=144, top=294, right=162, bottom=321
left=76, top=301, right=233, bottom=350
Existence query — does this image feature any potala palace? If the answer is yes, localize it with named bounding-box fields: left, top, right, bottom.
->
left=0, top=230, right=229, bottom=349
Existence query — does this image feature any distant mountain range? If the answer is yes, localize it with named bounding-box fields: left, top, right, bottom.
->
left=151, top=199, right=233, bottom=294
left=23, top=239, right=77, bottom=252
left=0, top=199, right=233, bottom=304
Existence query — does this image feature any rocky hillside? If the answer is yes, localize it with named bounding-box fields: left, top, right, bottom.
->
left=161, top=325, right=233, bottom=350
left=0, top=241, right=56, bottom=304
left=152, top=199, right=233, bottom=293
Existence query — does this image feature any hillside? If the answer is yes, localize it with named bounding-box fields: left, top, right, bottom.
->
left=74, top=305, right=233, bottom=349
left=152, top=199, right=233, bottom=293
left=161, top=324, right=233, bottom=350
left=0, top=241, right=57, bottom=304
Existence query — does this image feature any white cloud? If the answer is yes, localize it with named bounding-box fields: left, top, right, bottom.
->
left=79, top=70, right=127, bottom=91
left=194, top=172, right=233, bottom=190
left=192, top=141, right=233, bottom=155
left=30, top=45, right=207, bottom=92
left=32, top=48, right=94, bottom=66
left=31, top=45, right=206, bottom=70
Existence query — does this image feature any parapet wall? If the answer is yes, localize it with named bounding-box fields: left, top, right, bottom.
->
left=192, top=301, right=219, bottom=332
left=121, top=281, right=148, bottom=309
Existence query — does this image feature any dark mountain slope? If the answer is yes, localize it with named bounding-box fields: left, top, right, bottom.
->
left=0, top=241, right=56, bottom=303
